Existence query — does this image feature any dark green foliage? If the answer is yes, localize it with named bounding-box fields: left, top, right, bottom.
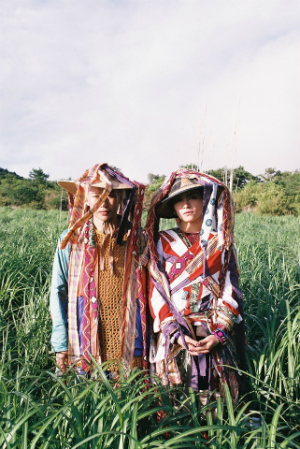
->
left=203, top=166, right=258, bottom=189
left=0, top=167, right=69, bottom=210
left=144, top=173, right=166, bottom=208
left=181, top=165, right=258, bottom=189
left=1, top=165, right=300, bottom=216
left=29, top=168, right=50, bottom=184
left=180, top=163, right=199, bottom=171
left=0, top=176, right=44, bottom=208
left=147, top=174, right=166, bottom=186
left=147, top=165, right=300, bottom=216
left=0, top=167, right=23, bottom=180
left=234, top=170, right=300, bottom=215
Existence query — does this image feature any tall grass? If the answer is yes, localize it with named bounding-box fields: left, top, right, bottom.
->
left=0, top=208, right=299, bottom=447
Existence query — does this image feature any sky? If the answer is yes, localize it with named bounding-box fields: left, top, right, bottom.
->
left=0, top=0, right=299, bottom=183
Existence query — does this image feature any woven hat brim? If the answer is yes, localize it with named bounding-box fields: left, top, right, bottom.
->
left=57, top=180, right=132, bottom=195
left=57, top=181, right=78, bottom=195
left=156, top=185, right=203, bottom=219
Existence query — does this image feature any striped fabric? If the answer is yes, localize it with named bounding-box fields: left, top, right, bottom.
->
left=120, top=184, right=146, bottom=373
left=149, top=230, right=242, bottom=335
left=62, top=163, right=146, bottom=373
left=143, top=169, right=245, bottom=400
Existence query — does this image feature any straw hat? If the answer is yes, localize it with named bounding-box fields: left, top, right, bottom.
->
left=58, top=171, right=132, bottom=196
left=156, top=176, right=203, bottom=218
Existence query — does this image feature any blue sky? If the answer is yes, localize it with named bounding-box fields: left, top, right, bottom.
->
left=0, top=0, right=299, bottom=183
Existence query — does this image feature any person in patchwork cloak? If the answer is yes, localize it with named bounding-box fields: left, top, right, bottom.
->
left=142, top=169, right=246, bottom=403
left=50, top=163, right=147, bottom=375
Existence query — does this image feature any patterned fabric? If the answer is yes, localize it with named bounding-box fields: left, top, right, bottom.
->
left=82, top=221, right=98, bottom=371
left=61, top=163, right=146, bottom=373
left=95, top=228, right=126, bottom=363
left=143, top=169, right=245, bottom=401
left=61, top=165, right=112, bottom=249
left=120, top=184, right=147, bottom=374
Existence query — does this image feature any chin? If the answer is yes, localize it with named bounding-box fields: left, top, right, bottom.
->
left=96, top=214, right=110, bottom=222
left=182, top=218, right=195, bottom=223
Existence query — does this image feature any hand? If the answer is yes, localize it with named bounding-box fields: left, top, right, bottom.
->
left=177, top=334, right=219, bottom=355
left=56, top=351, right=68, bottom=372
left=196, top=335, right=219, bottom=354
left=177, top=335, right=201, bottom=356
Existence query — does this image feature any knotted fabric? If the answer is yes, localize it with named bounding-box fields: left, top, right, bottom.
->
left=143, top=169, right=242, bottom=393
left=62, top=163, right=146, bottom=373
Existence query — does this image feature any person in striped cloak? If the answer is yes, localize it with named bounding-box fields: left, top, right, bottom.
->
left=142, top=169, right=246, bottom=403
left=50, top=163, right=147, bottom=376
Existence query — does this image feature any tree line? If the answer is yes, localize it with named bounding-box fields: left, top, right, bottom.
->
left=0, top=165, right=299, bottom=215
left=0, top=167, right=68, bottom=210
left=145, top=166, right=300, bottom=216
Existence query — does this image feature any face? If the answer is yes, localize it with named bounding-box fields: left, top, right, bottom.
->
left=173, top=189, right=203, bottom=230
left=86, top=186, right=120, bottom=224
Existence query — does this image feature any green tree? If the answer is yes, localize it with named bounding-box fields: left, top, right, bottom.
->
left=205, top=165, right=257, bottom=188
left=258, top=167, right=278, bottom=182
left=180, top=163, right=199, bottom=171
left=233, top=166, right=258, bottom=188
left=29, top=168, right=49, bottom=184
left=234, top=169, right=300, bottom=215
left=144, top=173, right=166, bottom=209
left=147, top=173, right=166, bottom=185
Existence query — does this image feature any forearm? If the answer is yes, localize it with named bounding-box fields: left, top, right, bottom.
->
left=50, top=232, right=69, bottom=353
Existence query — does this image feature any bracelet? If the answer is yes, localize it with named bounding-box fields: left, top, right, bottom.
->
left=212, top=331, right=222, bottom=345
left=212, top=329, right=227, bottom=346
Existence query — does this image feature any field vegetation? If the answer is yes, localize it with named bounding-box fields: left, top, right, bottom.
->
left=1, top=165, right=300, bottom=216
left=0, top=207, right=299, bottom=447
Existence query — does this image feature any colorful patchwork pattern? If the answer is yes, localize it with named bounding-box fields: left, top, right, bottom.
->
left=144, top=169, right=244, bottom=400
left=64, top=164, right=146, bottom=373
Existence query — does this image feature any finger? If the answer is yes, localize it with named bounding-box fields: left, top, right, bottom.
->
left=188, top=349, right=210, bottom=355
left=187, top=345, right=209, bottom=353
left=187, top=343, right=202, bottom=351
left=197, top=342, right=209, bottom=348
left=198, top=338, right=209, bottom=346
left=200, top=344, right=213, bottom=351
left=185, top=336, right=200, bottom=346
left=178, top=336, right=199, bottom=349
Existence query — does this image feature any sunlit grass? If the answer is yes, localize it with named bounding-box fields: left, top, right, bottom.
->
left=0, top=208, right=299, bottom=447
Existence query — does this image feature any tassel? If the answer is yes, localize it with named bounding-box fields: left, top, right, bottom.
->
left=89, top=220, right=95, bottom=247
left=109, top=236, right=114, bottom=275
left=99, top=242, right=105, bottom=271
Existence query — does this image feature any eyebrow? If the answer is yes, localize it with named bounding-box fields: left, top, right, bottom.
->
left=178, top=192, right=200, bottom=200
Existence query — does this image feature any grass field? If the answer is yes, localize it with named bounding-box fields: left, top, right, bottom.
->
left=0, top=207, right=299, bottom=448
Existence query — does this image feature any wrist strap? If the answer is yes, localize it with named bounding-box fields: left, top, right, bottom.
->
left=212, top=328, right=227, bottom=346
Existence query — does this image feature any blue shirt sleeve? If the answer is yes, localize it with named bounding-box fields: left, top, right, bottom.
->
left=50, top=230, right=69, bottom=353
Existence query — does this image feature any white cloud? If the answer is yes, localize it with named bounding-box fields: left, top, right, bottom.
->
left=0, top=0, right=299, bottom=182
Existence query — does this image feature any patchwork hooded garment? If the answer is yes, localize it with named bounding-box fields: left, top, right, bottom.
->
left=57, top=163, right=147, bottom=374
left=142, top=169, right=246, bottom=402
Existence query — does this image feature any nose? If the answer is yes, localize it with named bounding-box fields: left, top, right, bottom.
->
left=102, top=196, right=110, bottom=206
left=182, top=197, right=191, bottom=208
